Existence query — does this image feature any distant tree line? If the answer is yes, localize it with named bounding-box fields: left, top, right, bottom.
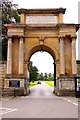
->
left=29, top=61, right=54, bottom=82
left=38, top=72, right=54, bottom=81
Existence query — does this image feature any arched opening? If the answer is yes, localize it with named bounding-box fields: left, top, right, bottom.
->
left=28, top=51, right=55, bottom=96
left=30, top=51, right=54, bottom=75
left=25, top=44, right=59, bottom=95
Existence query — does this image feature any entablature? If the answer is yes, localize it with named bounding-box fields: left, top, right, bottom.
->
left=5, top=23, right=80, bottom=37
left=5, top=24, right=26, bottom=36
left=58, top=23, right=80, bottom=36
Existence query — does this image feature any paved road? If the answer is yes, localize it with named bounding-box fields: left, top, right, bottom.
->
left=1, top=82, right=79, bottom=118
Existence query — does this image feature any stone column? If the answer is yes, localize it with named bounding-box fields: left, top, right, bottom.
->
left=60, top=36, right=65, bottom=74
left=7, top=37, right=12, bottom=76
left=19, top=36, right=24, bottom=75
left=71, top=36, right=77, bottom=74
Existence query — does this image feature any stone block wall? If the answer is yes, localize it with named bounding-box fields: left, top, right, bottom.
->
left=0, top=61, right=7, bottom=88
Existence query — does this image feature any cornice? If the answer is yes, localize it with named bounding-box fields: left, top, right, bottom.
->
left=18, top=8, right=66, bottom=15
left=4, top=23, right=80, bottom=31
left=57, top=23, right=80, bottom=32
left=4, top=24, right=26, bottom=28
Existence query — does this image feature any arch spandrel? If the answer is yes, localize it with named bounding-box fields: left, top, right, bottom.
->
left=24, top=42, right=60, bottom=63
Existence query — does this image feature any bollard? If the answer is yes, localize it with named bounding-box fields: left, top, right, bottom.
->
left=14, top=88, right=16, bottom=97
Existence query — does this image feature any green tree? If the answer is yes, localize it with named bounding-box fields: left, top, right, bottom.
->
left=1, top=0, right=20, bottom=60
left=39, top=73, right=44, bottom=81
left=44, top=73, right=48, bottom=81
left=29, top=61, right=39, bottom=82
left=47, top=73, right=54, bottom=81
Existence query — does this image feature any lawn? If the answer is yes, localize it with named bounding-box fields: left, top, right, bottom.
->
left=29, top=81, right=38, bottom=87
left=45, top=81, right=54, bottom=87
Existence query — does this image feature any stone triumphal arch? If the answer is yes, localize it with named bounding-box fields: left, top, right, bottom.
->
left=4, top=8, right=80, bottom=96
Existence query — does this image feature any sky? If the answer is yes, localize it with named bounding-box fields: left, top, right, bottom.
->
left=13, top=0, right=80, bottom=74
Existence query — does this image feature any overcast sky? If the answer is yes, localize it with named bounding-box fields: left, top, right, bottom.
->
left=13, top=0, right=80, bottom=74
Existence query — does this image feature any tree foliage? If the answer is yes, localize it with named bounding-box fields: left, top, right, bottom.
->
left=1, top=0, right=20, bottom=60
left=44, top=73, right=48, bottom=80
left=29, top=61, right=39, bottom=82
left=39, top=73, right=44, bottom=81
left=29, top=61, right=54, bottom=82
left=39, top=72, right=54, bottom=81
left=47, top=73, right=54, bottom=81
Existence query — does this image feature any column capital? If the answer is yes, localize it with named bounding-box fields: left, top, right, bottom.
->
left=70, top=35, right=77, bottom=39
left=8, top=35, right=13, bottom=39
left=18, top=35, right=24, bottom=38
left=58, top=35, right=65, bottom=42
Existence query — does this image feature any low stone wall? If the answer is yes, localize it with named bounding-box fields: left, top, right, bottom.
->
left=0, top=61, right=7, bottom=88
left=54, top=76, right=75, bottom=96
left=2, top=88, right=29, bottom=97
left=54, top=88, right=75, bottom=96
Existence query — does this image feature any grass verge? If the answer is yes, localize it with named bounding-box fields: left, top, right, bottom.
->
left=29, top=81, right=38, bottom=87
left=45, top=81, right=54, bottom=87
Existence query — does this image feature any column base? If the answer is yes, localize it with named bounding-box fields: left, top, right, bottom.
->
left=54, top=88, right=75, bottom=96
left=18, top=74, right=26, bottom=79
left=2, top=77, right=30, bottom=96
left=59, top=74, right=65, bottom=77
left=6, top=74, right=12, bottom=78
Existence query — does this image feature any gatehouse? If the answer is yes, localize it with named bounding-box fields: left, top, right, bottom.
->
left=3, top=8, right=80, bottom=96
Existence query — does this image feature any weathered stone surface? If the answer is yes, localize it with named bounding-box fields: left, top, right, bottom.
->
left=3, top=8, right=80, bottom=96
